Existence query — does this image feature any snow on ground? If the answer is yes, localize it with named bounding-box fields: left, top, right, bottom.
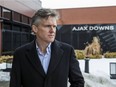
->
left=83, top=72, right=116, bottom=87
left=0, top=63, right=7, bottom=70
left=79, top=58, right=116, bottom=87
left=0, top=58, right=116, bottom=87
left=78, top=58, right=116, bottom=75
left=0, top=71, right=10, bottom=81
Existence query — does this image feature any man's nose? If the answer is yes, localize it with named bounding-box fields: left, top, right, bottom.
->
left=50, top=26, right=56, bottom=32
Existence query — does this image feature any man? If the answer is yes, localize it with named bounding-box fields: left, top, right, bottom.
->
left=10, top=8, right=84, bottom=87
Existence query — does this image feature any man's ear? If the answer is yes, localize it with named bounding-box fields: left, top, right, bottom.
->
left=32, top=25, right=38, bottom=34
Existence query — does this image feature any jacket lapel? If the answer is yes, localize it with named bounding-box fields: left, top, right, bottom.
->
left=26, top=41, right=46, bottom=77
left=47, top=40, right=64, bottom=76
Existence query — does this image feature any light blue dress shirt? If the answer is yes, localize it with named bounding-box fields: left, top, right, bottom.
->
left=36, top=43, right=51, bottom=74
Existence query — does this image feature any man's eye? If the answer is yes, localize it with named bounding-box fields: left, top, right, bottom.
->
left=52, top=25, right=57, bottom=28
left=47, top=25, right=51, bottom=28
left=44, top=25, right=50, bottom=28
left=45, top=25, right=57, bottom=28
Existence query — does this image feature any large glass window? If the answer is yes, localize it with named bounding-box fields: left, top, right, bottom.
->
left=3, top=23, right=11, bottom=30
left=22, top=27, right=30, bottom=33
left=1, top=6, right=32, bottom=55
left=22, top=15, right=28, bottom=24
left=21, top=27, right=30, bottom=45
left=12, top=25, right=20, bottom=31
left=2, top=29, right=13, bottom=54
left=0, top=7, right=1, bottom=17
left=2, top=8, right=11, bottom=20
left=12, top=25, right=21, bottom=50
left=12, top=12, right=21, bottom=22
left=29, top=18, right=32, bottom=25
left=12, top=31, right=21, bottom=50
left=21, top=33, right=30, bottom=45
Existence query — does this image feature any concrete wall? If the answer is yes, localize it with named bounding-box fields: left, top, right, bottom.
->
left=58, top=6, right=116, bottom=25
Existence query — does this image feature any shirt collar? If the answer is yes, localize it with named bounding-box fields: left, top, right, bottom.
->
left=36, top=42, right=51, bottom=55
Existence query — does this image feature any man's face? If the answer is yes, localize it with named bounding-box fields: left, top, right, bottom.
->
left=32, top=16, right=57, bottom=44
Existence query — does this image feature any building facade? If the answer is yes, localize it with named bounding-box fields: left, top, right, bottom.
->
left=0, top=0, right=41, bottom=56
left=0, top=1, right=116, bottom=55
left=57, top=6, right=116, bottom=53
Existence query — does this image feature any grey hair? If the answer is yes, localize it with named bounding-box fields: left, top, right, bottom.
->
left=31, top=8, right=59, bottom=26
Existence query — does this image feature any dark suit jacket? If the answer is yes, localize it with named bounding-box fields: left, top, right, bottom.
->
left=10, top=40, right=84, bottom=87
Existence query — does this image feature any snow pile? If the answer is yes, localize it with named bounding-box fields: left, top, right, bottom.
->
left=0, top=63, right=6, bottom=69
left=83, top=71, right=116, bottom=87
left=0, top=71, right=10, bottom=81
left=0, top=70, right=116, bottom=87
left=0, top=58, right=116, bottom=87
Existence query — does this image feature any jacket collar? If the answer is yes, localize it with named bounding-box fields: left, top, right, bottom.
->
left=26, top=40, right=64, bottom=77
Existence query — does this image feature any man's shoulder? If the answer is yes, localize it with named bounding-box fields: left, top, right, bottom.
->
left=55, top=40, right=73, bottom=49
left=15, top=41, right=34, bottom=52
